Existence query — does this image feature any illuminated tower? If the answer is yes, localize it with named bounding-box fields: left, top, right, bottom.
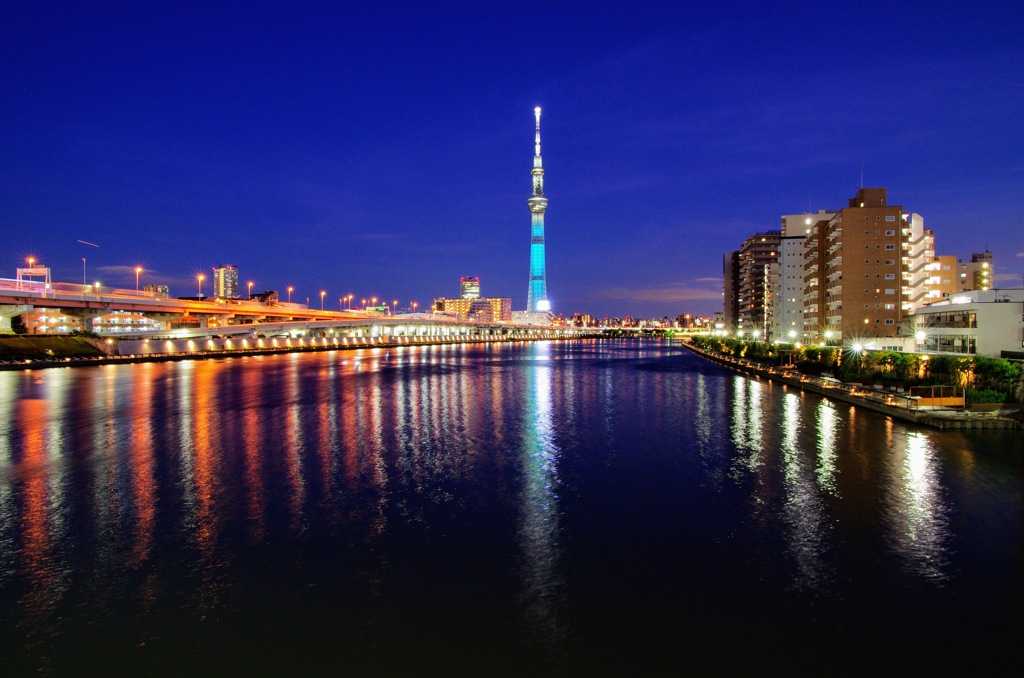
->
left=526, top=106, right=550, bottom=313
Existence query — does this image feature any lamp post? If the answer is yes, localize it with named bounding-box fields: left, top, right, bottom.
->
left=82, top=258, right=86, bottom=286
left=411, top=301, right=418, bottom=314
left=27, top=256, right=35, bottom=268
left=347, top=294, right=353, bottom=309
left=248, top=281, right=254, bottom=300
left=287, top=286, right=293, bottom=303
left=392, top=299, right=398, bottom=316
left=320, top=290, right=326, bottom=310
left=135, top=266, right=142, bottom=292
left=197, top=273, right=205, bottom=299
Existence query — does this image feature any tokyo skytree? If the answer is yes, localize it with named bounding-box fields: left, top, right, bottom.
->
left=526, top=106, right=550, bottom=313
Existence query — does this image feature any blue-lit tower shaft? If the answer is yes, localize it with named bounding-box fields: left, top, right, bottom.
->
left=527, top=106, right=549, bottom=313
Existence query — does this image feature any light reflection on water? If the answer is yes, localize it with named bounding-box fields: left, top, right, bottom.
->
left=780, top=391, right=831, bottom=590
left=518, top=343, right=566, bottom=652
left=884, top=431, right=951, bottom=582
left=0, top=339, right=1019, bottom=673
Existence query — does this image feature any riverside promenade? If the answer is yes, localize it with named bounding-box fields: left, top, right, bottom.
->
left=680, top=340, right=1022, bottom=431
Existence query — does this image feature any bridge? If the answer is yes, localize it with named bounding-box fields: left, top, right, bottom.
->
left=0, top=277, right=594, bottom=357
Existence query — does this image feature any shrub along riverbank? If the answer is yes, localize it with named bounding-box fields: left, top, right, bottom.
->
left=688, top=335, right=1023, bottom=405
left=0, top=335, right=108, bottom=360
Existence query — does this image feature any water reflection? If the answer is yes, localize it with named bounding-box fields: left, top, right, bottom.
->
left=0, top=341, right=1011, bottom=672
left=884, top=431, right=951, bottom=582
left=815, top=400, right=840, bottom=497
left=780, top=392, right=830, bottom=589
left=730, top=376, right=764, bottom=476
left=518, top=343, right=566, bottom=650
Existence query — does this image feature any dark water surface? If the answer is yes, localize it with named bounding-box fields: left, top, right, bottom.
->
left=1, top=339, right=1021, bottom=675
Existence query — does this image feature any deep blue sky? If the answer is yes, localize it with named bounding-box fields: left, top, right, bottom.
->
left=3, top=1, right=1023, bottom=318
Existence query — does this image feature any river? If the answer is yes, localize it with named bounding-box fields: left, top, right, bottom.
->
left=1, top=339, right=1020, bottom=674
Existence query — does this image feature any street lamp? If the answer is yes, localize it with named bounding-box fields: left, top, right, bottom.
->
left=288, top=286, right=294, bottom=303
left=248, top=281, right=254, bottom=300
left=320, top=290, right=326, bottom=310
left=135, top=266, right=142, bottom=292
left=197, top=273, right=205, bottom=298
left=411, top=301, right=418, bottom=314
left=347, top=294, right=353, bottom=309
left=392, top=299, right=398, bottom=316
left=27, top=256, right=35, bottom=268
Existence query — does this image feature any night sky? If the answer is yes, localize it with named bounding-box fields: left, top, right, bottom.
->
left=3, top=2, right=1022, bottom=319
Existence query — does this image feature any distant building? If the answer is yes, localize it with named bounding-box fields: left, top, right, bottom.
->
left=143, top=284, right=170, bottom=298
left=213, top=264, right=239, bottom=299
left=436, top=296, right=512, bottom=322
left=19, top=308, right=83, bottom=334
left=957, top=251, right=994, bottom=292
left=251, top=290, right=279, bottom=304
left=92, top=311, right=162, bottom=334
left=460, top=276, right=480, bottom=299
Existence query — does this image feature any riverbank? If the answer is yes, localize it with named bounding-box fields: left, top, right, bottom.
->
left=680, top=340, right=1022, bottom=431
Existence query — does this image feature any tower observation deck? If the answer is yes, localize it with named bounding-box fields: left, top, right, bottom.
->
left=526, top=106, right=550, bottom=313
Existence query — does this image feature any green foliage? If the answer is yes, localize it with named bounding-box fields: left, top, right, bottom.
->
left=689, top=336, right=1020, bottom=402
left=971, top=356, right=1022, bottom=397
left=966, top=388, right=1008, bottom=404
left=925, top=355, right=970, bottom=386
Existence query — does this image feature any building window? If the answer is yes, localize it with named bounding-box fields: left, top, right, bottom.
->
left=886, top=215, right=896, bottom=222
left=885, top=259, right=895, bottom=265
left=885, top=273, right=895, bottom=280
left=885, top=230, right=896, bottom=236
left=885, top=244, right=896, bottom=250
left=884, top=319, right=895, bottom=325
left=884, top=303, right=895, bottom=310
left=884, top=288, right=896, bottom=294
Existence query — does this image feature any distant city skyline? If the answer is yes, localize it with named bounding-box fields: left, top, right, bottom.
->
left=3, top=3, right=1022, bottom=318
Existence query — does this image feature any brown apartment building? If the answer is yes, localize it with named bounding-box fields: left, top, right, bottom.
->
left=803, top=187, right=933, bottom=342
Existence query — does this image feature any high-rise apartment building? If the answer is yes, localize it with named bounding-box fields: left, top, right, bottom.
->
left=460, top=276, right=480, bottom=299
left=812, top=188, right=930, bottom=341
left=775, top=210, right=834, bottom=340
left=722, top=251, right=740, bottom=332
left=737, top=231, right=781, bottom=337
left=213, top=264, right=238, bottom=299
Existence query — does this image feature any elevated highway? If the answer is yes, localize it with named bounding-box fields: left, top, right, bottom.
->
left=0, top=277, right=594, bottom=358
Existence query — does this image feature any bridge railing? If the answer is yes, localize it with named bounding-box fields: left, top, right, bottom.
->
left=0, top=277, right=160, bottom=299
